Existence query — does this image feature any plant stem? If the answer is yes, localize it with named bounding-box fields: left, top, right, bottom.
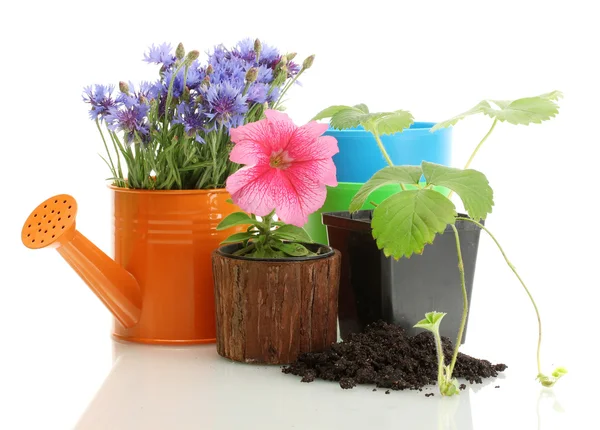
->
left=274, top=69, right=305, bottom=109
left=463, top=118, right=498, bottom=170
left=372, top=132, right=406, bottom=191
left=457, top=217, right=542, bottom=375
left=95, top=119, right=117, bottom=181
left=433, top=330, right=445, bottom=388
left=448, top=223, right=468, bottom=376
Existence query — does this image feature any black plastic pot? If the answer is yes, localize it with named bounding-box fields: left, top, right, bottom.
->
left=323, top=210, right=483, bottom=343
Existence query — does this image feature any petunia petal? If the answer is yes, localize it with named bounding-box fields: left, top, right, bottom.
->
left=273, top=169, right=328, bottom=227
left=226, top=164, right=277, bottom=217
left=229, top=119, right=272, bottom=165
left=300, top=120, right=329, bottom=139
left=264, top=109, right=293, bottom=124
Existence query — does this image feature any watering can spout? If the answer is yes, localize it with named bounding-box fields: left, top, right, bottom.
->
left=21, top=194, right=142, bottom=328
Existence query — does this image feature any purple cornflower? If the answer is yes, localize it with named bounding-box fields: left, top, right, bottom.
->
left=174, top=102, right=206, bottom=143
left=144, top=43, right=176, bottom=67
left=204, top=82, right=248, bottom=128
left=247, top=83, right=268, bottom=104
left=83, top=84, right=119, bottom=120
left=105, top=103, right=150, bottom=145
left=117, top=81, right=159, bottom=108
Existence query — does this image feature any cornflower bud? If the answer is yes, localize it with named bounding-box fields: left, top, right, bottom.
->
left=206, top=64, right=214, bottom=74
left=286, top=52, right=297, bottom=61
left=119, top=81, right=129, bottom=94
left=279, top=55, right=288, bottom=66
left=185, top=50, right=200, bottom=64
left=254, top=39, right=262, bottom=57
left=302, top=55, right=315, bottom=70
left=176, top=43, right=185, bottom=60
left=202, top=75, right=211, bottom=86
left=245, top=67, right=258, bottom=83
left=182, top=86, right=191, bottom=102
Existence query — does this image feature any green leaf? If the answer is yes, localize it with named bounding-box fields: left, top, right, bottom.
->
left=311, top=105, right=352, bottom=121
left=216, top=212, right=260, bottom=230
left=271, top=241, right=310, bottom=257
left=414, top=311, right=447, bottom=332
left=220, top=231, right=257, bottom=244
left=372, top=110, right=414, bottom=136
left=271, top=224, right=314, bottom=243
left=483, top=92, right=563, bottom=125
left=372, top=189, right=456, bottom=259
left=329, top=107, right=368, bottom=130
left=225, top=198, right=233, bottom=204
left=431, top=91, right=563, bottom=131
left=349, top=166, right=423, bottom=213
left=421, top=162, right=494, bottom=221
left=353, top=103, right=369, bottom=113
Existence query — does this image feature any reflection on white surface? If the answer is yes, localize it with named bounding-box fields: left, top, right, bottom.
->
left=75, top=340, right=478, bottom=430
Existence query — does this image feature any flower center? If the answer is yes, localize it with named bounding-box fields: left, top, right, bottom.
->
left=269, top=150, right=293, bottom=170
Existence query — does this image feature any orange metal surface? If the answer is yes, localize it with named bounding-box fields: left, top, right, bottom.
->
left=21, top=189, right=244, bottom=344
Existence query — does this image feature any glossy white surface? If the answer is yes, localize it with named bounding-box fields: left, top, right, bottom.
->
left=70, top=340, right=585, bottom=430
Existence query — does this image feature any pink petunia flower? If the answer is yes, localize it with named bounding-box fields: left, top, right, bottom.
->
left=226, top=109, right=339, bottom=227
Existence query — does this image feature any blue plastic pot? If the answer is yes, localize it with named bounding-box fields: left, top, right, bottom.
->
left=326, top=122, right=452, bottom=183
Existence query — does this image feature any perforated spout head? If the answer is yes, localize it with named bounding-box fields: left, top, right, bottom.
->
left=21, top=194, right=77, bottom=249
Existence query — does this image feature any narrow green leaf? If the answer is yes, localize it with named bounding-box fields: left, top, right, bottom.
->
left=220, top=231, right=257, bottom=244
left=422, top=161, right=494, bottom=221
left=373, top=110, right=414, bottom=136
left=349, top=166, right=423, bottom=212
left=271, top=241, right=310, bottom=257
left=271, top=224, right=314, bottom=243
left=311, top=105, right=352, bottom=121
left=372, top=189, right=457, bottom=259
left=216, top=212, right=260, bottom=230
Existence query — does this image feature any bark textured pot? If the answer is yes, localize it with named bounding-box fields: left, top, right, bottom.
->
left=323, top=210, right=483, bottom=343
left=212, top=243, right=341, bottom=364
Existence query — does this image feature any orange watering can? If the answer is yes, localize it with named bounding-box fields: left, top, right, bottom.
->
left=21, top=188, right=243, bottom=345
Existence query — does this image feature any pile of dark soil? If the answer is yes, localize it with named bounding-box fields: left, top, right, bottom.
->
left=282, top=320, right=506, bottom=391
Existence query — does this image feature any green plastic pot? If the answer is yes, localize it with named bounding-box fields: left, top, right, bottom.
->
left=303, top=182, right=400, bottom=244
left=304, top=182, right=449, bottom=244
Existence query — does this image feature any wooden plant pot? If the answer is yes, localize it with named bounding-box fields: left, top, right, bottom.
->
left=212, top=243, right=341, bottom=364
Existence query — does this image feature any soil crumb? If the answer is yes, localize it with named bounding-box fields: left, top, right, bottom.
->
left=283, top=320, right=507, bottom=391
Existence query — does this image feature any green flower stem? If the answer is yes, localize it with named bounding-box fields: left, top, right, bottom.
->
left=457, top=217, right=542, bottom=376
left=274, top=69, right=305, bottom=109
left=164, top=61, right=188, bottom=133
left=372, top=132, right=406, bottom=191
left=95, top=119, right=118, bottom=182
left=448, top=223, right=468, bottom=376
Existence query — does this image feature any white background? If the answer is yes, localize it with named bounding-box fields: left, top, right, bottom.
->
left=0, top=0, right=598, bottom=428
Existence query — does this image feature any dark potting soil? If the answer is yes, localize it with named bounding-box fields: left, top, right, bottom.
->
left=283, top=320, right=507, bottom=391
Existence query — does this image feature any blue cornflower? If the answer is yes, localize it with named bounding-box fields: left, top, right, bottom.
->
left=83, top=84, right=119, bottom=120
left=247, top=83, right=269, bottom=104
left=117, top=81, right=159, bottom=108
left=255, top=65, right=274, bottom=84
left=204, top=82, right=248, bottom=129
left=105, top=103, right=150, bottom=145
left=232, top=38, right=257, bottom=62
left=144, top=43, right=176, bottom=67
left=259, top=44, right=280, bottom=67
left=174, top=102, right=206, bottom=143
